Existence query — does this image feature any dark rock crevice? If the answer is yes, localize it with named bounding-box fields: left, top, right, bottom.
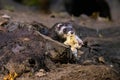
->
left=64, top=0, right=111, bottom=20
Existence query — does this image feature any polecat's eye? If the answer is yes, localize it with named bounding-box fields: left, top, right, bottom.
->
left=63, top=28, right=67, bottom=33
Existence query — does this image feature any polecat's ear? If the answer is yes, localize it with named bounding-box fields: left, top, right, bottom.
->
left=56, top=23, right=63, bottom=30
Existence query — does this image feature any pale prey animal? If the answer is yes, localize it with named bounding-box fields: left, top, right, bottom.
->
left=64, top=31, right=83, bottom=59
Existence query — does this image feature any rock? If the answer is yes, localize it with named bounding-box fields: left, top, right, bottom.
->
left=0, top=16, right=9, bottom=26
left=0, top=21, right=73, bottom=78
left=2, top=14, right=11, bottom=19
left=82, top=60, right=95, bottom=65
left=5, top=22, right=19, bottom=32
left=0, top=26, right=6, bottom=32
left=12, top=44, right=25, bottom=54
left=35, top=69, right=46, bottom=77
left=98, top=56, right=105, bottom=64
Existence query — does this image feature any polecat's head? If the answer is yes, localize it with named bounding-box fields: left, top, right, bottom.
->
left=54, top=22, right=75, bottom=38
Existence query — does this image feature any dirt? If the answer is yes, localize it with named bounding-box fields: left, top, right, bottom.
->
left=17, top=64, right=119, bottom=80
left=0, top=9, right=120, bottom=80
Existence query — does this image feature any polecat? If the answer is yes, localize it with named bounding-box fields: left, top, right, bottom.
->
left=50, top=22, right=73, bottom=41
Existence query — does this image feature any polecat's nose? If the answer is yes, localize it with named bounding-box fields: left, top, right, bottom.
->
left=71, top=31, right=74, bottom=34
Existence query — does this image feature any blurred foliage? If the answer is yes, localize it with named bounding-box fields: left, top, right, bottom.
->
left=22, top=0, right=39, bottom=6
left=4, top=5, right=15, bottom=11
left=14, top=0, right=51, bottom=7
left=20, top=0, right=51, bottom=13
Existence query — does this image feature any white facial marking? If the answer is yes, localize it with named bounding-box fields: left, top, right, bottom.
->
left=57, top=23, right=62, bottom=28
left=58, top=26, right=66, bottom=35
left=67, top=31, right=75, bottom=35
